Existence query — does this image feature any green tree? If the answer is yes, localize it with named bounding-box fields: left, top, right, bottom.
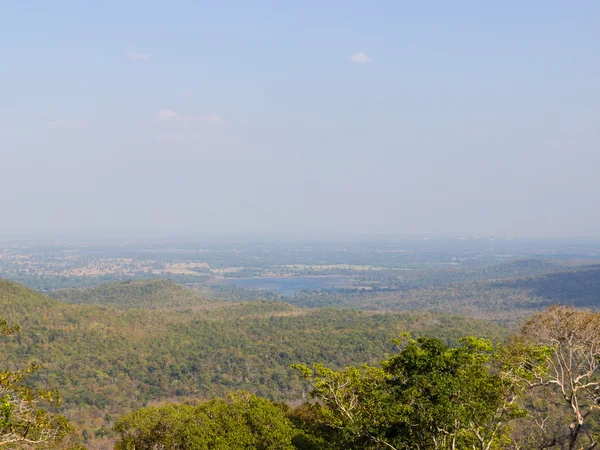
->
left=382, top=335, right=531, bottom=450
left=290, top=363, right=390, bottom=449
left=114, top=391, right=299, bottom=450
left=294, top=334, right=542, bottom=450
left=0, top=319, right=72, bottom=448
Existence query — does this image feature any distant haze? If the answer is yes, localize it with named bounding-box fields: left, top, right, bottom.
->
left=2, top=2, right=599, bottom=238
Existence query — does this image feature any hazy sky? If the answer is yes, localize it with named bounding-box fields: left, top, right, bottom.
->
left=2, top=1, right=599, bottom=237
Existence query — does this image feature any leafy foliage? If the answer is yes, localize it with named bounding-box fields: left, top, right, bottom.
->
left=0, top=319, right=73, bottom=448
left=114, top=392, right=298, bottom=450
left=0, top=278, right=508, bottom=446
left=288, top=264, right=600, bottom=323
left=49, top=279, right=212, bottom=310
left=293, top=335, right=545, bottom=450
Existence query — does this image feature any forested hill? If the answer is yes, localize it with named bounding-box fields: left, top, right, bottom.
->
left=44, top=261, right=600, bottom=320
left=467, top=258, right=569, bottom=280
left=290, top=263, right=600, bottom=316
left=49, top=279, right=211, bottom=309
left=0, top=278, right=508, bottom=446
left=489, top=263, right=600, bottom=307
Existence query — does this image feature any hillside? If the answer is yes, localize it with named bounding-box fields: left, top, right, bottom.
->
left=466, top=258, right=569, bottom=280
left=489, top=263, right=600, bottom=307
left=348, top=258, right=579, bottom=291
left=0, top=278, right=509, bottom=445
left=47, top=262, right=600, bottom=323
left=290, top=263, right=600, bottom=318
left=48, top=278, right=212, bottom=309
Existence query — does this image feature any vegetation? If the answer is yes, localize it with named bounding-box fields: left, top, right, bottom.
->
left=49, top=279, right=212, bottom=310
left=513, top=306, right=600, bottom=449
left=286, top=307, right=600, bottom=449
left=0, top=319, right=73, bottom=448
left=4, top=237, right=598, bottom=296
left=114, top=392, right=298, bottom=450
left=349, top=258, right=571, bottom=291
left=287, top=264, right=600, bottom=321
left=0, top=279, right=508, bottom=447
left=290, top=336, right=538, bottom=449
left=2, top=262, right=600, bottom=449
left=113, top=307, right=600, bottom=449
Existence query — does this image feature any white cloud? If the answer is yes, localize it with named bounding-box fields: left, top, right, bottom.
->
left=127, top=45, right=151, bottom=61
left=47, top=120, right=84, bottom=130
left=350, top=52, right=372, bottom=64
left=157, top=109, right=180, bottom=119
left=156, top=109, right=225, bottom=126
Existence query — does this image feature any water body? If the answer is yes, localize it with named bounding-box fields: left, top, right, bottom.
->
left=216, top=276, right=354, bottom=297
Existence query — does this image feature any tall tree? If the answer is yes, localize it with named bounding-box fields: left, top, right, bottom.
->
left=0, top=319, right=72, bottom=448
left=518, top=306, right=600, bottom=450
left=290, top=363, right=391, bottom=449
left=293, top=334, right=539, bottom=450
left=114, top=391, right=299, bottom=450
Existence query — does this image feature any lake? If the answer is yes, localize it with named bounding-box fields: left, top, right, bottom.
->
left=215, top=276, right=354, bottom=297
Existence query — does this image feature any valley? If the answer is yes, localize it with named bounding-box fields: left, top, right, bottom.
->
left=1, top=237, right=600, bottom=448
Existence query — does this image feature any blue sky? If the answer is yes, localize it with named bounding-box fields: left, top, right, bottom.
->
left=1, top=1, right=599, bottom=237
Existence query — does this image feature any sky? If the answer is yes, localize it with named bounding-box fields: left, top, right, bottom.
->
left=1, top=1, right=599, bottom=238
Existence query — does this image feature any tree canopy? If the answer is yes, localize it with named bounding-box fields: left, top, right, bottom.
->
left=114, top=392, right=298, bottom=450
left=292, top=335, right=544, bottom=450
left=0, top=319, right=73, bottom=449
